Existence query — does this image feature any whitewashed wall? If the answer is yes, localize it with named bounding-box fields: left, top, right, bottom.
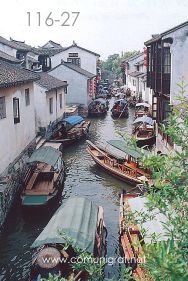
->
left=0, top=83, right=35, bottom=174
left=34, top=84, right=66, bottom=131
left=0, top=43, right=17, bottom=57
left=163, top=25, right=188, bottom=103
left=51, top=46, right=99, bottom=74
left=49, top=64, right=91, bottom=106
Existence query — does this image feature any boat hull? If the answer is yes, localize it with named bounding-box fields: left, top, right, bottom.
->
left=86, top=142, right=147, bottom=186
left=88, top=110, right=107, bottom=117
left=111, top=109, right=129, bottom=118
left=136, top=135, right=156, bottom=148
left=21, top=170, right=65, bottom=210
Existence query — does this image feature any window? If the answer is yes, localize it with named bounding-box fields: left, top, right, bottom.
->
left=68, top=53, right=78, bottom=57
left=133, top=79, right=136, bottom=86
left=136, top=65, right=139, bottom=71
left=163, top=47, right=171, bottom=74
left=0, top=97, right=6, bottom=119
left=13, top=98, right=20, bottom=124
left=49, top=98, right=53, bottom=114
left=67, top=58, right=81, bottom=67
left=59, top=94, right=62, bottom=109
left=25, top=88, right=30, bottom=106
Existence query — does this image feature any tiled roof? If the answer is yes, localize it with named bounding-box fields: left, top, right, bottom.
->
left=129, top=71, right=144, bottom=78
left=36, top=72, right=67, bottom=91
left=145, top=20, right=188, bottom=45
left=0, top=60, right=39, bottom=88
left=0, top=50, right=21, bottom=64
left=63, top=62, right=96, bottom=78
left=42, top=40, right=63, bottom=49
left=63, top=43, right=100, bottom=57
left=35, top=47, right=63, bottom=56
left=0, top=36, right=30, bottom=51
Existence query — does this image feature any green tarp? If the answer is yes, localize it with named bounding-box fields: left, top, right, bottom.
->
left=107, top=140, right=148, bottom=159
left=22, top=195, right=48, bottom=205
left=31, top=197, right=99, bottom=253
left=27, top=146, right=62, bottom=168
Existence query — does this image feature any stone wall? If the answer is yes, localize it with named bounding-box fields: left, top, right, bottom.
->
left=0, top=138, right=36, bottom=231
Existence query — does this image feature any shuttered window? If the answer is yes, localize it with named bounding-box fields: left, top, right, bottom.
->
left=0, top=97, right=6, bottom=119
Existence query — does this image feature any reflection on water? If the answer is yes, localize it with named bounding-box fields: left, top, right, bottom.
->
left=0, top=99, right=135, bottom=280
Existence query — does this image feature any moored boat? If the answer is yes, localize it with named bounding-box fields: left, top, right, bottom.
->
left=21, top=146, right=65, bottom=209
left=46, top=115, right=90, bottom=146
left=88, top=98, right=109, bottom=117
left=135, top=103, right=151, bottom=118
left=132, top=116, right=156, bottom=147
left=111, top=99, right=129, bottom=118
left=28, top=197, right=107, bottom=281
left=86, top=140, right=151, bottom=186
left=119, top=192, right=171, bottom=280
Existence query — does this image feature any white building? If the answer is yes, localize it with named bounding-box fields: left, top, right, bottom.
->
left=46, top=42, right=100, bottom=76
left=49, top=61, right=96, bottom=106
left=123, top=52, right=149, bottom=104
left=34, top=72, right=68, bottom=134
left=0, top=60, right=39, bottom=174
left=145, top=20, right=188, bottom=154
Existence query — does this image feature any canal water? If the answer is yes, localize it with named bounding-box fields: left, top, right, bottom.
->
left=0, top=99, right=135, bottom=281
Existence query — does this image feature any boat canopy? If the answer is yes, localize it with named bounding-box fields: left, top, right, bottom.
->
left=135, top=103, right=150, bottom=108
left=31, top=197, right=99, bottom=253
left=107, top=140, right=148, bottom=159
left=133, top=116, right=154, bottom=126
left=63, top=115, right=84, bottom=126
left=115, top=99, right=127, bottom=104
left=94, top=98, right=107, bottom=104
left=128, top=196, right=173, bottom=244
left=27, top=147, right=62, bottom=167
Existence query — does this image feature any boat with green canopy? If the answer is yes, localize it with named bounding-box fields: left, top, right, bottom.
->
left=21, top=146, right=65, bottom=209
left=86, top=140, right=151, bottom=186
left=28, top=197, right=107, bottom=281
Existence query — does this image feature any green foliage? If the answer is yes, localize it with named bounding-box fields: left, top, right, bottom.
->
left=42, top=273, right=75, bottom=281
left=101, top=51, right=138, bottom=77
left=138, top=80, right=188, bottom=280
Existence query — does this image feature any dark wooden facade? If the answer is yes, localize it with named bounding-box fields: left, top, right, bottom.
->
left=146, top=38, right=173, bottom=146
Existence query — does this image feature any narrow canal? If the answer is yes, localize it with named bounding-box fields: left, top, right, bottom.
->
left=0, top=99, right=135, bottom=281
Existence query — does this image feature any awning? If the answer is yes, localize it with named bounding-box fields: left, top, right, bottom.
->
left=133, top=116, right=154, bottom=126
left=63, top=115, right=84, bottom=126
left=107, top=140, right=148, bottom=159
left=27, top=146, right=62, bottom=167
left=31, top=197, right=99, bottom=253
left=128, top=197, right=173, bottom=244
left=135, top=103, right=150, bottom=108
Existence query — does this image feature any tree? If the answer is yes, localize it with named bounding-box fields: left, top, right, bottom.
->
left=101, top=51, right=138, bottom=78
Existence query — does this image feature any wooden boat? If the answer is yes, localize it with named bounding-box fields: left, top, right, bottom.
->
left=86, top=140, right=151, bottom=186
left=135, top=103, right=151, bottom=118
left=28, top=197, right=107, bottom=281
left=21, top=147, right=65, bottom=208
left=46, top=116, right=90, bottom=146
left=132, top=116, right=156, bottom=147
left=119, top=192, right=171, bottom=280
left=88, top=98, right=109, bottom=117
left=111, top=99, right=129, bottom=118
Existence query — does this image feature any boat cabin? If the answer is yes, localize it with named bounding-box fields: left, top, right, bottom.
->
left=22, top=146, right=65, bottom=207
left=29, top=197, right=107, bottom=280
left=135, top=103, right=151, bottom=118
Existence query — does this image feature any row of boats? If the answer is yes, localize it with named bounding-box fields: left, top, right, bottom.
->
left=20, top=98, right=158, bottom=280
left=28, top=193, right=168, bottom=281
left=88, top=98, right=129, bottom=118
